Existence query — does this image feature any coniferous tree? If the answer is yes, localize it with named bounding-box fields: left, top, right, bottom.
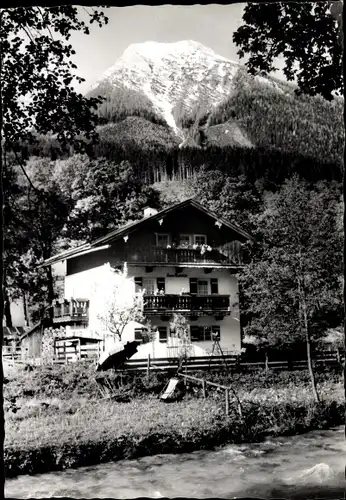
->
left=241, top=176, right=343, bottom=401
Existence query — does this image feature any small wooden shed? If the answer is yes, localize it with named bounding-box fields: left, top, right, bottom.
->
left=54, top=336, right=103, bottom=363
left=20, top=322, right=45, bottom=359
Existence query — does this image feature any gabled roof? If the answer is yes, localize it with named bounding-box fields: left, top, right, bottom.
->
left=42, top=198, right=254, bottom=267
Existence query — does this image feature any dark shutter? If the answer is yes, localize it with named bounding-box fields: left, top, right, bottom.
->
left=190, top=326, right=202, bottom=342
left=157, top=278, right=166, bottom=293
left=189, top=278, right=198, bottom=295
left=210, top=278, right=219, bottom=294
left=134, top=277, right=142, bottom=293
left=158, top=326, right=167, bottom=343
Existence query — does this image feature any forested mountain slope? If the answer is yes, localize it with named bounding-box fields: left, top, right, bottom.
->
left=25, top=40, right=343, bottom=184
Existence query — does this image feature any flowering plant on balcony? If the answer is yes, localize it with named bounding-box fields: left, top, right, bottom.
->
left=200, top=244, right=212, bottom=255
left=191, top=243, right=213, bottom=254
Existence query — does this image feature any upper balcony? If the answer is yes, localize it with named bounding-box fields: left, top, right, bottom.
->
left=52, top=299, right=89, bottom=325
left=144, top=294, right=231, bottom=317
left=118, top=243, right=244, bottom=268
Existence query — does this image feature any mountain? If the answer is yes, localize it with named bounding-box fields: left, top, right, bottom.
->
left=89, top=40, right=282, bottom=147
left=88, top=40, right=343, bottom=165
left=91, top=40, right=245, bottom=137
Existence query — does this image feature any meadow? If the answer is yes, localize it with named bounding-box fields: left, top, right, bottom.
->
left=4, top=362, right=344, bottom=477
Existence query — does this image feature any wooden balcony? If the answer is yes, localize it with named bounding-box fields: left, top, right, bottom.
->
left=52, top=299, right=89, bottom=325
left=119, top=243, right=244, bottom=267
left=144, top=294, right=231, bottom=317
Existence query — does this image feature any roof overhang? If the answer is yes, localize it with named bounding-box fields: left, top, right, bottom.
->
left=39, top=244, right=110, bottom=268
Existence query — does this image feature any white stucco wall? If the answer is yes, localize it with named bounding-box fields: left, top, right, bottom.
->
left=64, top=263, right=136, bottom=348
left=64, top=262, right=241, bottom=354
left=9, top=299, right=26, bottom=327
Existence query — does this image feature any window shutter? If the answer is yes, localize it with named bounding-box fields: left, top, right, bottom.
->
left=134, top=277, right=142, bottom=293
left=157, top=278, right=165, bottom=293
left=158, top=326, right=167, bottom=343
left=189, top=278, right=198, bottom=295
left=190, top=326, right=202, bottom=342
left=210, top=278, right=219, bottom=294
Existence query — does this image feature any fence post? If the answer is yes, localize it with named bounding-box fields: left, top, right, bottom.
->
left=225, top=388, right=229, bottom=417
left=78, top=339, right=81, bottom=361
left=202, top=379, right=206, bottom=398
left=147, top=354, right=151, bottom=378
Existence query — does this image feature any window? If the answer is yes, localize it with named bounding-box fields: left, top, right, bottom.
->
left=156, top=278, right=165, bottom=293
left=134, top=328, right=144, bottom=343
left=204, top=327, right=212, bottom=341
left=190, top=325, right=220, bottom=342
left=156, top=233, right=170, bottom=247
left=143, top=278, right=156, bottom=295
left=179, top=234, right=192, bottom=247
left=158, top=326, right=167, bottom=343
left=135, top=328, right=150, bottom=343
left=190, top=325, right=203, bottom=342
left=190, top=278, right=219, bottom=295
left=194, top=234, right=207, bottom=245
left=134, top=277, right=143, bottom=293
left=197, top=279, right=209, bottom=295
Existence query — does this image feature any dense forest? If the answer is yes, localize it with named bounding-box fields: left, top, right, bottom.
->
left=23, top=68, right=343, bottom=187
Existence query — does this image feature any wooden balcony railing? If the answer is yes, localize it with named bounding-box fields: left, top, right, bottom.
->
left=144, top=294, right=230, bottom=316
left=53, top=299, right=89, bottom=324
left=119, top=244, right=244, bottom=266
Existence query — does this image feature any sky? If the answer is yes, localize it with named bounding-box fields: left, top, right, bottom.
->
left=69, top=4, right=272, bottom=94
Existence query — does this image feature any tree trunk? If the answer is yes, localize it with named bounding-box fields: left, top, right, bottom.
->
left=22, top=291, right=30, bottom=327
left=46, top=266, right=54, bottom=320
left=3, top=288, right=13, bottom=328
left=297, top=256, right=319, bottom=403
left=302, top=302, right=320, bottom=402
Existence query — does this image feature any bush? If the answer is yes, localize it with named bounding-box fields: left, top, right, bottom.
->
left=4, top=362, right=100, bottom=401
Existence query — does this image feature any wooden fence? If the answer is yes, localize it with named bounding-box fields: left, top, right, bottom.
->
left=177, top=372, right=243, bottom=417
left=122, top=352, right=344, bottom=373
left=2, top=345, right=344, bottom=371
left=2, top=341, right=101, bottom=365
left=2, top=346, right=23, bottom=360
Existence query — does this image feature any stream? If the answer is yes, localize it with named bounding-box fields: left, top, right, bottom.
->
left=5, top=426, right=345, bottom=499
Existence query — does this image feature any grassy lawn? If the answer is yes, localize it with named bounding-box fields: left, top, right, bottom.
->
left=4, top=363, right=344, bottom=477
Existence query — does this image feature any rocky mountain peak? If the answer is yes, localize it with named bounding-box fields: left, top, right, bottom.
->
left=91, top=40, right=283, bottom=143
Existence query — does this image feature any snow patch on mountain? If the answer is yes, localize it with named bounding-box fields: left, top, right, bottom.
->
left=92, top=40, right=279, bottom=143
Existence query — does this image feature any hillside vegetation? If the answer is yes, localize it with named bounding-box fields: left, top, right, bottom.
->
left=208, top=70, right=344, bottom=166
left=25, top=68, right=343, bottom=185
left=88, top=82, right=167, bottom=127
